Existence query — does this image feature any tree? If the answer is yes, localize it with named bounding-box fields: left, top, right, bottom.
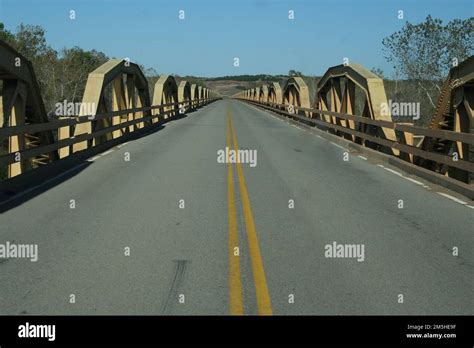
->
left=7, top=24, right=59, bottom=114
left=55, top=47, right=109, bottom=109
left=0, top=22, right=15, bottom=43
left=370, top=67, right=385, bottom=79
left=382, top=15, right=474, bottom=108
left=13, top=24, right=54, bottom=60
left=288, top=69, right=303, bottom=77
left=0, top=23, right=110, bottom=115
left=142, top=66, right=158, bottom=77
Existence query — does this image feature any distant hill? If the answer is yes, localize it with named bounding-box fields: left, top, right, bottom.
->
left=205, top=74, right=286, bottom=82
left=196, top=75, right=321, bottom=98
left=203, top=78, right=288, bottom=97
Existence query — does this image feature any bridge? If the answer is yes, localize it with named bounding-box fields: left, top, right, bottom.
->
left=0, top=40, right=473, bottom=315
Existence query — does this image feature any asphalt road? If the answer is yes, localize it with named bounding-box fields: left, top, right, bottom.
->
left=0, top=99, right=472, bottom=315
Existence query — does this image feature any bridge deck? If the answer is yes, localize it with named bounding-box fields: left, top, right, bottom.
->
left=0, top=100, right=472, bottom=315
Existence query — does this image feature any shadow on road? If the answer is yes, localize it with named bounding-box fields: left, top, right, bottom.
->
left=0, top=105, right=210, bottom=213
left=0, top=121, right=175, bottom=213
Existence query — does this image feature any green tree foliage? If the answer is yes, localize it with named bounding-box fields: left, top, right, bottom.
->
left=382, top=15, right=473, bottom=109
left=0, top=23, right=109, bottom=116
left=288, top=69, right=303, bottom=77
left=56, top=47, right=108, bottom=106
left=0, top=22, right=15, bottom=42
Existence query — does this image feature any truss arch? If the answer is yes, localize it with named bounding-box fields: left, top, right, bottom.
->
left=316, top=63, right=398, bottom=155
left=153, top=74, right=178, bottom=121
left=71, top=59, right=151, bottom=153
left=0, top=40, right=56, bottom=176
left=178, top=80, right=191, bottom=112
left=268, top=82, right=282, bottom=104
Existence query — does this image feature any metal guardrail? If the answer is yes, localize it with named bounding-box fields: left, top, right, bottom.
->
left=239, top=98, right=474, bottom=178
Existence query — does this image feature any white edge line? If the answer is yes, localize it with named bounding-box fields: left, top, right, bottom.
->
left=378, top=164, right=431, bottom=188
left=87, top=155, right=101, bottom=162
left=357, top=155, right=368, bottom=160
left=117, top=142, right=129, bottom=148
left=383, top=167, right=404, bottom=177
left=436, top=192, right=467, bottom=205
left=402, top=176, right=425, bottom=186
left=330, top=142, right=347, bottom=151
left=101, top=149, right=114, bottom=157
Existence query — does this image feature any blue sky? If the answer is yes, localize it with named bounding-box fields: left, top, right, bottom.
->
left=0, top=0, right=471, bottom=77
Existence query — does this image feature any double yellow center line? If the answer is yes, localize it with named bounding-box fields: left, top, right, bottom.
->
left=226, top=104, right=273, bottom=315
